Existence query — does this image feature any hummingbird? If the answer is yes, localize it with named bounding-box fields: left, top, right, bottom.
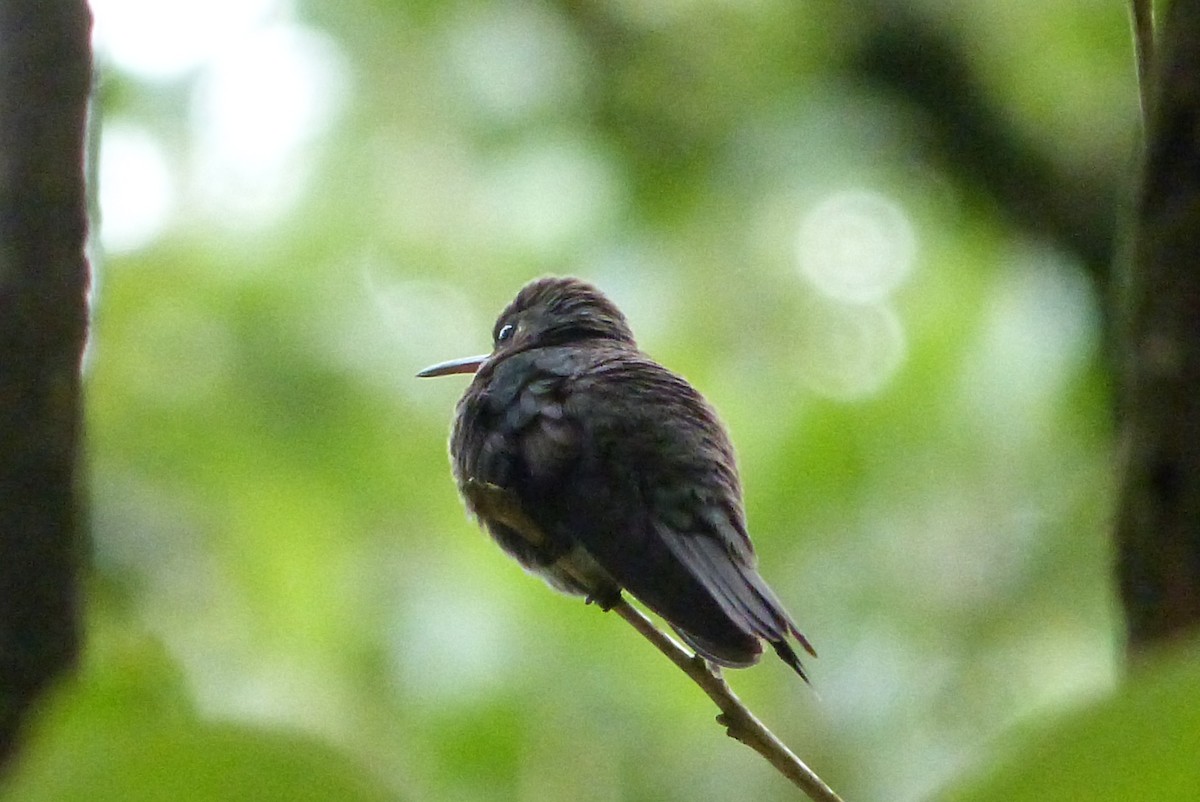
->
left=418, top=277, right=815, bottom=679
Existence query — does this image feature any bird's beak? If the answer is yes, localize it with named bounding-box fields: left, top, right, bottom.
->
left=416, top=353, right=489, bottom=378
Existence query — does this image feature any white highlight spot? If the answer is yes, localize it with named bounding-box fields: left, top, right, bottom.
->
left=91, top=0, right=281, bottom=81
left=98, top=123, right=175, bottom=252
left=796, top=189, right=917, bottom=303
left=190, top=24, right=350, bottom=226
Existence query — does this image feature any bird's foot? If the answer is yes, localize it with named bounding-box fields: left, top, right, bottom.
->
left=585, top=588, right=622, bottom=611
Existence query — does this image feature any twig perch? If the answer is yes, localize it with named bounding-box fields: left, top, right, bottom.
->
left=462, top=480, right=844, bottom=800
left=610, top=598, right=844, bottom=802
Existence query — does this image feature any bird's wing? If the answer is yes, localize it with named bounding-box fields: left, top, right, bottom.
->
left=547, top=353, right=814, bottom=667
left=458, top=349, right=586, bottom=492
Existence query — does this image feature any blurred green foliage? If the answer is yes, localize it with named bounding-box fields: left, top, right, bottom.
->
left=943, top=642, right=1200, bottom=802
left=2, top=0, right=1163, bottom=799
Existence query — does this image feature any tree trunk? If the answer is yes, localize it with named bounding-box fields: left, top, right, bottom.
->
left=0, top=0, right=92, bottom=768
left=1116, top=0, right=1200, bottom=655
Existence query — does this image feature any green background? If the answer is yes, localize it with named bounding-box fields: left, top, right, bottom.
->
left=9, top=1, right=1186, bottom=801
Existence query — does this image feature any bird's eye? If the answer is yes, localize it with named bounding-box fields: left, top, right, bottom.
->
left=496, top=323, right=515, bottom=343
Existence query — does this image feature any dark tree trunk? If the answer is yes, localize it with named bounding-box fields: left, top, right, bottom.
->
left=0, top=0, right=92, bottom=768
left=1116, top=0, right=1200, bottom=655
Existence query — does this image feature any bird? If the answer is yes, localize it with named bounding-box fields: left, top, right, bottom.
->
left=418, top=276, right=815, bottom=679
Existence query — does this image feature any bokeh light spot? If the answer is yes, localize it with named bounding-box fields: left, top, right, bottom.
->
left=796, top=189, right=918, bottom=303
left=98, top=122, right=175, bottom=253
left=91, top=0, right=282, bottom=81
left=189, top=23, right=350, bottom=226
left=480, top=137, right=622, bottom=256
left=794, top=295, right=908, bottom=400
left=446, top=2, right=585, bottom=122
left=958, top=241, right=1099, bottom=440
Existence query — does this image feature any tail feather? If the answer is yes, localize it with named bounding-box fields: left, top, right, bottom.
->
left=770, top=638, right=811, bottom=683
left=653, top=521, right=816, bottom=679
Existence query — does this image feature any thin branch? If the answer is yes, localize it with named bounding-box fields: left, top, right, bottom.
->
left=462, top=480, right=844, bottom=799
left=610, top=598, right=845, bottom=802
left=1130, top=0, right=1155, bottom=129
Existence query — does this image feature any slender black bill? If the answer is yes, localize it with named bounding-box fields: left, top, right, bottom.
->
left=416, top=354, right=489, bottom=378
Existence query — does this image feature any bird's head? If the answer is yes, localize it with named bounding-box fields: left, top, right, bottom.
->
left=417, top=277, right=636, bottom=378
